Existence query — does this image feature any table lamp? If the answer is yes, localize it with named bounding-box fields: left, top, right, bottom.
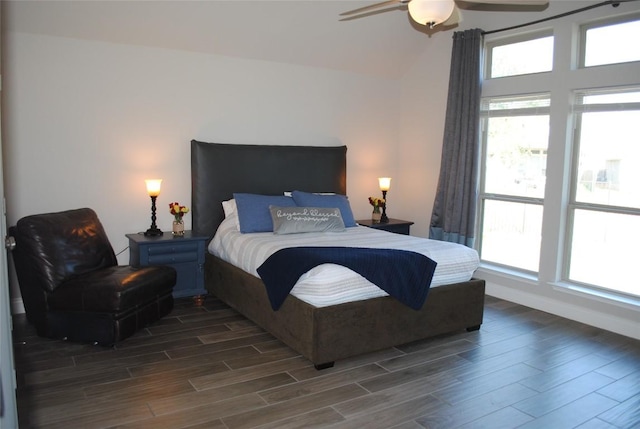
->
left=378, top=177, right=391, bottom=223
left=144, top=179, right=163, bottom=236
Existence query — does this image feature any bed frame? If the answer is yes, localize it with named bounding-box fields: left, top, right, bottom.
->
left=191, top=140, right=485, bottom=369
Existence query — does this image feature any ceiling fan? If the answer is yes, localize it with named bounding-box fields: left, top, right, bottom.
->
left=340, top=0, right=549, bottom=29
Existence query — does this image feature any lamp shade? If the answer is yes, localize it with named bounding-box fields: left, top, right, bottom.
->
left=145, top=179, right=162, bottom=197
left=408, top=0, right=455, bottom=27
left=378, top=177, right=391, bottom=191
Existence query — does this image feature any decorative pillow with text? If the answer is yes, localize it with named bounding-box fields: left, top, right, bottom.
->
left=290, top=191, right=356, bottom=227
left=269, top=206, right=345, bottom=234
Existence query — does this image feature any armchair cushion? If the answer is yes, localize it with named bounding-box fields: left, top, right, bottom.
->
left=47, top=265, right=176, bottom=313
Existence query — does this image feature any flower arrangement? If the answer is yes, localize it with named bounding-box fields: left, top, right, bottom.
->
left=369, top=197, right=385, bottom=209
left=368, top=197, right=385, bottom=210
left=169, top=202, right=189, bottom=223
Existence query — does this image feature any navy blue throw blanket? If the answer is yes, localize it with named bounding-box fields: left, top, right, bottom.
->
left=256, top=247, right=437, bottom=311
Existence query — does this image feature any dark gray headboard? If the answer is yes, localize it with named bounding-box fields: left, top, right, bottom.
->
left=191, top=140, right=347, bottom=238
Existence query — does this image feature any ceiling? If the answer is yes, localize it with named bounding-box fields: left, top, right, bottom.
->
left=4, top=0, right=594, bottom=79
left=4, top=0, right=497, bottom=79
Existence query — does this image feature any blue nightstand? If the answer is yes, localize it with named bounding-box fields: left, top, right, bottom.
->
left=126, top=231, right=209, bottom=303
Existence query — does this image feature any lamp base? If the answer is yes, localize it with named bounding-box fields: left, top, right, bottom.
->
left=381, top=189, right=389, bottom=223
left=144, top=227, right=163, bottom=237
left=145, top=195, right=162, bottom=237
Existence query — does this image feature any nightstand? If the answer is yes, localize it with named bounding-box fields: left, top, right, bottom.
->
left=357, top=218, right=414, bottom=235
left=126, top=231, right=209, bottom=302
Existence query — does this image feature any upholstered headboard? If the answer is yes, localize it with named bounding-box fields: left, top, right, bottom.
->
left=190, top=140, right=347, bottom=238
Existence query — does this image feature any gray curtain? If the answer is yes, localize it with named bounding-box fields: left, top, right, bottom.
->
left=429, top=28, right=483, bottom=248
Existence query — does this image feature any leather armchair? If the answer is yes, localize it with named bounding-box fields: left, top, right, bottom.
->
left=10, top=208, right=176, bottom=345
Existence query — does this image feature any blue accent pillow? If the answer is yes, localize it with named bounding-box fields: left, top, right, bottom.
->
left=233, top=193, right=296, bottom=233
left=291, top=191, right=357, bottom=227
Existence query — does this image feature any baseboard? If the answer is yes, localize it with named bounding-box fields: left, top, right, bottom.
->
left=485, top=281, right=640, bottom=341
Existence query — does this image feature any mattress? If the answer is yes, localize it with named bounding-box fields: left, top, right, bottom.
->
left=209, top=214, right=480, bottom=307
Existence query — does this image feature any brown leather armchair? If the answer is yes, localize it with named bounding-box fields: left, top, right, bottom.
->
left=10, top=208, right=176, bottom=345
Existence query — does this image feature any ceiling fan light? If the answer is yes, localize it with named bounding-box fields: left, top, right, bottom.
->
left=408, top=0, right=455, bottom=27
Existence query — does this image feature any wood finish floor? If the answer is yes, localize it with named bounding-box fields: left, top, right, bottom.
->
left=12, top=295, right=640, bottom=429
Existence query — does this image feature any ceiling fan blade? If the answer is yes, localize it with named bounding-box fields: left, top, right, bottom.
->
left=339, top=5, right=405, bottom=21
left=462, top=0, right=548, bottom=5
left=340, top=0, right=405, bottom=17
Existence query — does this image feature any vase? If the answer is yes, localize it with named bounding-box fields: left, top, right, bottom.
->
left=372, top=208, right=382, bottom=223
left=172, top=220, right=185, bottom=236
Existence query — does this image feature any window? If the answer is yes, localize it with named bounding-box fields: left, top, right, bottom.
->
left=568, top=89, right=640, bottom=297
left=479, top=12, right=640, bottom=301
left=479, top=95, right=550, bottom=272
left=486, top=33, right=553, bottom=78
left=581, top=17, right=640, bottom=67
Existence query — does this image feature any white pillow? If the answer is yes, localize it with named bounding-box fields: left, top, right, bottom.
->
left=222, top=199, right=237, bottom=217
left=221, top=199, right=240, bottom=230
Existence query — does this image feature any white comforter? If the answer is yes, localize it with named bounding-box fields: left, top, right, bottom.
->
left=209, top=215, right=480, bottom=307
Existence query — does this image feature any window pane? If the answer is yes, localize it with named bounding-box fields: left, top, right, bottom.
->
left=569, top=210, right=640, bottom=297
left=583, top=91, right=640, bottom=104
left=490, top=36, right=553, bottom=78
left=480, top=200, right=542, bottom=272
left=584, top=19, right=640, bottom=67
left=485, top=115, right=549, bottom=199
left=575, top=109, right=640, bottom=209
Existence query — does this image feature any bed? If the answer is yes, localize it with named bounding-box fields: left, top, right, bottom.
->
left=191, top=140, right=485, bottom=369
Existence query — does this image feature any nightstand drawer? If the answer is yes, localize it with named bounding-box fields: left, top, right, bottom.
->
left=147, top=242, right=200, bottom=255
left=379, top=224, right=411, bottom=235
left=148, top=251, right=199, bottom=265
left=126, top=231, right=209, bottom=299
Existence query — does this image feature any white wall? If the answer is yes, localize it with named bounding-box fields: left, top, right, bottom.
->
left=397, top=32, right=454, bottom=238
left=3, top=32, right=404, bottom=303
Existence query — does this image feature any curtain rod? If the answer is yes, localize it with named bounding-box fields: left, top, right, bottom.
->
left=482, top=0, right=637, bottom=36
